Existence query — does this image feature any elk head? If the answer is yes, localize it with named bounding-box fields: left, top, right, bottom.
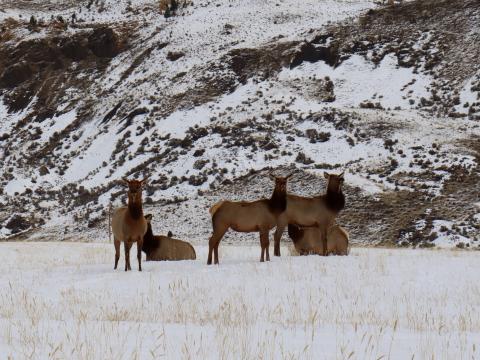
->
left=122, top=177, right=148, bottom=204
left=269, top=172, right=293, bottom=192
left=324, top=171, right=344, bottom=193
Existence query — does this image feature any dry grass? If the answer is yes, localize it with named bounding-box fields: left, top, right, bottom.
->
left=0, top=243, right=479, bottom=358
left=0, top=17, right=20, bottom=43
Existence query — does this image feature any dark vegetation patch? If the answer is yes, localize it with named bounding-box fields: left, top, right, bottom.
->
left=226, top=41, right=298, bottom=84
left=290, top=41, right=340, bottom=68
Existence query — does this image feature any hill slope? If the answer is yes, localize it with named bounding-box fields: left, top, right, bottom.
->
left=0, top=0, right=479, bottom=247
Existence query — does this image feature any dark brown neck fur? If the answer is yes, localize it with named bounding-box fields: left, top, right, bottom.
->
left=268, top=182, right=287, bottom=214
left=288, top=224, right=304, bottom=243
left=324, top=188, right=345, bottom=213
left=128, top=193, right=144, bottom=219
left=142, top=223, right=160, bottom=254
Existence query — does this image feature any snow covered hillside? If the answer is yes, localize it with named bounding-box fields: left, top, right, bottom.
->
left=0, top=0, right=479, bottom=247
left=0, top=242, right=479, bottom=359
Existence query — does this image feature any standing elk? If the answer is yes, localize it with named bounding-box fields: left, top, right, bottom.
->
left=112, top=178, right=148, bottom=271
left=143, top=214, right=196, bottom=261
left=207, top=173, right=292, bottom=265
left=288, top=223, right=349, bottom=256
left=273, top=171, right=345, bottom=257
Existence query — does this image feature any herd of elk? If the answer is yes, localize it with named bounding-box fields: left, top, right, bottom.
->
left=112, top=171, right=347, bottom=271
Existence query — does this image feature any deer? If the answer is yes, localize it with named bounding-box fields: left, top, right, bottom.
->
left=207, top=173, right=292, bottom=265
left=112, top=178, right=148, bottom=271
left=273, top=171, right=345, bottom=257
left=288, top=223, right=349, bottom=256
left=142, top=214, right=196, bottom=261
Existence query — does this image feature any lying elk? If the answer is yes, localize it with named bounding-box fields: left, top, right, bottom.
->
left=274, top=171, right=345, bottom=257
left=143, top=214, right=196, bottom=261
left=112, top=178, right=148, bottom=271
left=207, top=173, right=292, bottom=265
left=288, top=223, right=349, bottom=256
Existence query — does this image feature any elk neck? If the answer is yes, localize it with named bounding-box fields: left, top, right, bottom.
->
left=287, top=224, right=304, bottom=243
left=128, top=192, right=144, bottom=219
left=142, top=223, right=158, bottom=254
left=325, top=186, right=345, bottom=213
left=268, top=182, right=287, bottom=214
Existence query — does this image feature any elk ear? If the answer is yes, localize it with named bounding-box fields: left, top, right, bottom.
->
left=141, top=177, right=149, bottom=185
left=286, top=173, right=294, bottom=179
left=323, top=172, right=330, bottom=179
left=339, top=171, right=345, bottom=178
left=121, top=178, right=129, bottom=186
left=269, top=173, right=276, bottom=181
left=144, top=214, right=153, bottom=222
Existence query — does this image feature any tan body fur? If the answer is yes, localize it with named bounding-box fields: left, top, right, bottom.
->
left=145, top=236, right=196, bottom=261
left=290, top=224, right=349, bottom=256
left=207, top=175, right=291, bottom=265
left=143, top=214, right=196, bottom=261
left=273, top=172, right=345, bottom=257
left=211, top=199, right=279, bottom=232
left=112, top=207, right=147, bottom=245
left=112, top=178, right=148, bottom=271
left=274, top=195, right=334, bottom=256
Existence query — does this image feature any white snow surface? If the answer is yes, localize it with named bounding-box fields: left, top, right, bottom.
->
left=430, top=220, right=476, bottom=248
left=280, top=53, right=433, bottom=109
left=0, top=243, right=479, bottom=359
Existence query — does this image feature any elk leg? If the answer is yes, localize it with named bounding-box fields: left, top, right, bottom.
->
left=322, top=227, right=328, bottom=257
left=259, top=231, right=269, bottom=262
left=261, top=230, right=270, bottom=261
left=114, top=238, right=120, bottom=270
left=265, top=232, right=270, bottom=262
left=124, top=241, right=132, bottom=271
left=207, top=244, right=213, bottom=265
left=273, top=224, right=285, bottom=257
left=213, top=245, right=220, bottom=265
left=124, top=241, right=129, bottom=271
left=208, top=226, right=227, bottom=265
left=213, top=229, right=227, bottom=265
left=128, top=245, right=132, bottom=270
left=137, top=237, right=143, bottom=272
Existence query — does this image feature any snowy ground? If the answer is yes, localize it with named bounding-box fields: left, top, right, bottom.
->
left=0, top=242, right=479, bottom=359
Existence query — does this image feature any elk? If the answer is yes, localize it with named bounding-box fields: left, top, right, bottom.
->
left=207, top=173, right=292, bottom=265
left=273, top=171, right=345, bottom=257
left=112, top=178, right=148, bottom=271
left=142, top=214, right=196, bottom=261
left=288, top=223, right=349, bottom=256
